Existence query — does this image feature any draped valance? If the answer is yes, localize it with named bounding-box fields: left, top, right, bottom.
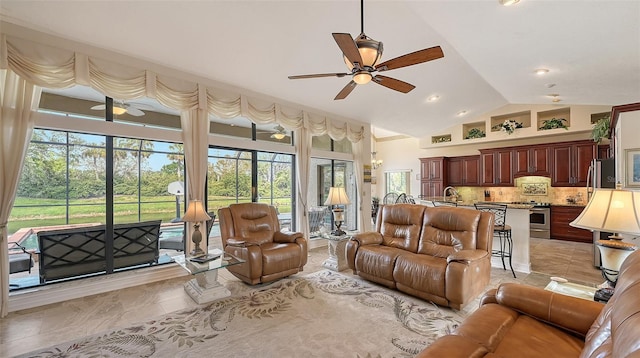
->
left=1, top=34, right=364, bottom=143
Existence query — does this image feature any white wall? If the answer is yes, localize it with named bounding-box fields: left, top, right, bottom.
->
left=617, top=110, right=640, bottom=185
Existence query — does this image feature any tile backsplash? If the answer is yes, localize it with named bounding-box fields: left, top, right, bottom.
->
left=455, top=176, right=588, bottom=205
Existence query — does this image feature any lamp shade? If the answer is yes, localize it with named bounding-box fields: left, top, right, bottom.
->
left=324, top=187, right=351, bottom=206
left=181, top=199, right=211, bottom=222
left=570, top=186, right=640, bottom=235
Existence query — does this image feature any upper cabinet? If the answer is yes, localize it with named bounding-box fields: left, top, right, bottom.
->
left=420, top=157, right=447, bottom=197
left=447, top=155, right=480, bottom=186
left=551, top=141, right=596, bottom=187
left=420, top=157, right=445, bottom=181
left=513, top=146, right=552, bottom=177
left=479, top=149, right=513, bottom=186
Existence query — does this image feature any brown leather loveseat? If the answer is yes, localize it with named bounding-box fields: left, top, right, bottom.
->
left=346, top=204, right=494, bottom=310
left=418, top=248, right=640, bottom=357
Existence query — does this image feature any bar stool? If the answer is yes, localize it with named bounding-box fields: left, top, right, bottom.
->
left=474, top=203, right=515, bottom=278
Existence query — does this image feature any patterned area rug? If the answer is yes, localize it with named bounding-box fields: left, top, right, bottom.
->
left=19, top=270, right=464, bottom=357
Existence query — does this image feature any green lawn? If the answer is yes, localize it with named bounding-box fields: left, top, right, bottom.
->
left=8, top=195, right=293, bottom=235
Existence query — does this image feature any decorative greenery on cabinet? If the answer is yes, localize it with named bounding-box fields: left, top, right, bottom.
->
left=539, top=117, right=568, bottom=130
left=591, top=116, right=611, bottom=143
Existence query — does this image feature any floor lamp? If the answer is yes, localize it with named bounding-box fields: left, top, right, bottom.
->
left=324, top=187, right=351, bottom=236
left=570, top=184, right=639, bottom=300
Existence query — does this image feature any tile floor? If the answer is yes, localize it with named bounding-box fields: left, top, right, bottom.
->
left=1, top=238, right=602, bottom=357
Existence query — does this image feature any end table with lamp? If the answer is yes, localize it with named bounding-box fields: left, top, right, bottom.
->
left=322, top=233, right=354, bottom=271
left=324, top=187, right=350, bottom=236
left=570, top=183, right=639, bottom=302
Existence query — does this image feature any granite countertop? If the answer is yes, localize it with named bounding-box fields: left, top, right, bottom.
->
left=419, top=197, right=534, bottom=210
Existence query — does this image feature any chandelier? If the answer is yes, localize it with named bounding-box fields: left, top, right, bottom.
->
left=371, top=152, right=383, bottom=169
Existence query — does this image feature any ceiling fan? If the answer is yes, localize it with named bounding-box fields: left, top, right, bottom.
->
left=257, top=124, right=288, bottom=140
left=90, top=101, right=147, bottom=117
left=288, top=0, right=444, bottom=100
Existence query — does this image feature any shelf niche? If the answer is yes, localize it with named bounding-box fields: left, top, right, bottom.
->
left=537, top=107, right=570, bottom=131
left=490, top=111, right=531, bottom=132
left=590, top=111, right=610, bottom=124
left=431, top=134, right=452, bottom=144
left=463, top=121, right=486, bottom=140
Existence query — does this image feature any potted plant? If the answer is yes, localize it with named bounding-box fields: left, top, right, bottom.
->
left=465, top=128, right=486, bottom=139
left=539, top=117, right=568, bottom=130
left=492, top=119, right=523, bottom=135
left=591, top=116, right=611, bottom=143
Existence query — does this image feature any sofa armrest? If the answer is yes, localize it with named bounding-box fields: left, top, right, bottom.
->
left=447, top=249, right=489, bottom=264
left=495, top=283, right=604, bottom=337
left=351, top=232, right=383, bottom=246
left=273, top=231, right=303, bottom=243
left=479, top=288, right=498, bottom=306
left=227, top=238, right=258, bottom=247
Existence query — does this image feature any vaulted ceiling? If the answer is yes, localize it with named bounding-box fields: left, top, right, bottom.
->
left=1, top=1, right=639, bottom=139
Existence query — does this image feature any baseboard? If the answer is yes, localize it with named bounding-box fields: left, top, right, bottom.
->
left=8, top=264, right=188, bottom=313
left=491, top=257, right=531, bottom=274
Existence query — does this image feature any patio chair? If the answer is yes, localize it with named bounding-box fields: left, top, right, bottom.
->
left=9, top=241, right=34, bottom=288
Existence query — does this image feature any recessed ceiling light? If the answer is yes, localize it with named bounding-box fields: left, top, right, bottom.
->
left=535, top=68, right=549, bottom=75
left=457, top=110, right=468, bottom=116
left=552, top=98, right=561, bottom=103
left=427, top=95, right=440, bottom=102
left=499, top=0, right=520, bottom=6
left=547, top=94, right=561, bottom=102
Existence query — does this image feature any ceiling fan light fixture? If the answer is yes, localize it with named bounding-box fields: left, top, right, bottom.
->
left=353, top=71, right=372, bottom=85
left=499, top=0, right=520, bottom=6
left=271, top=132, right=286, bottom=140
left=344, top=35, right=383, bottom=70
left=112, top=106, right=127, bottom=115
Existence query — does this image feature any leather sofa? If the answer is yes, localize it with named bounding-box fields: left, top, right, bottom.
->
left=417, top=248, right=640, bottom=357
left=219, top=203, right=307, bottom=285
left=346, top=204, right=494, bottom=310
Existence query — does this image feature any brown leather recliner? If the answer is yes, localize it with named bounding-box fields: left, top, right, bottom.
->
left=218, top=203, right=308, bottom=285
left=417, top=247, right=640, bottom=357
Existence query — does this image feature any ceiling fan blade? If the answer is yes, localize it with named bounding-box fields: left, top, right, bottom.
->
left=90, top=104, right=106, bottom=110
left=376, top=46, right=444, bottom=72
left=332, top=33, right=363, bottom=68
left=288, top=73, right=349, bottom=80
left=334, top=81, right=358, bottom=100
left=126, top=107, right=145, bottom=116
left=372, top=75, right=415, bottom=93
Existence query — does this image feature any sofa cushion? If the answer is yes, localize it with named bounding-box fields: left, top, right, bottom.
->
left=418, top=207, right=481, bottom=258
left=354, top=245, right=402, bottom=287
left=378, top=204, right=425, bottom=252
left=394, top=253, right=447, bottom=298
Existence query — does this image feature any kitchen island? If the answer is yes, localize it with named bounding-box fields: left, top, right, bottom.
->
left=421, top=199, right=532, bottom=274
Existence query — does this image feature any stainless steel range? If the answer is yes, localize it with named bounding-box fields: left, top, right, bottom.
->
left=511, top=201, right=551, bottom=239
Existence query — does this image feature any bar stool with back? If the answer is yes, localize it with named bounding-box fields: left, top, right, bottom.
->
left=474, top=203, right=516, bottom=278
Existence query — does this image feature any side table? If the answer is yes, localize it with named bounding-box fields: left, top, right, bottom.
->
left=173, top=249, right=244, bottom=304
left=322, top=234, right=351, bottom=271
left=544, top=280, right=597, bottom=301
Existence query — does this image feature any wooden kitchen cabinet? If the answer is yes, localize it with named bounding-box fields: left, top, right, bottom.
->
left=420, top=157, right=447, bottom=197
left=551, top=141, right=596, bottom=187
left=479, top=149, right=513, bottom=186
left=420, top=157, right=445, bottom=181
left=513, top=146, right=552, bottom=177
left=550, top=205, right=592, bottom=243
left=447, top=155, right=480, bottom=186
left=421, top=180, right=443, bottom=198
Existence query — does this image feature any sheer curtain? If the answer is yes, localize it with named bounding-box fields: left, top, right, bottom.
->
left=180, top=105, right=210, bottom=253
left=0, top=69, right=42, bottom=317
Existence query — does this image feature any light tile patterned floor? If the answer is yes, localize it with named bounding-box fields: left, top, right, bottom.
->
left=1, top=239, right=601, bottom=357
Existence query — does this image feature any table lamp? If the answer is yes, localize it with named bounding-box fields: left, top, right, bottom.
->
left=570, top=184, right=639, bottom=292
left=324, top=187, right=351, bottom=236
left=181, top=199, right=211, bottom=257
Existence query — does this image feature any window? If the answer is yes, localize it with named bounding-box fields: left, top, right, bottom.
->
left=385, top=171, right=410, bottom=195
